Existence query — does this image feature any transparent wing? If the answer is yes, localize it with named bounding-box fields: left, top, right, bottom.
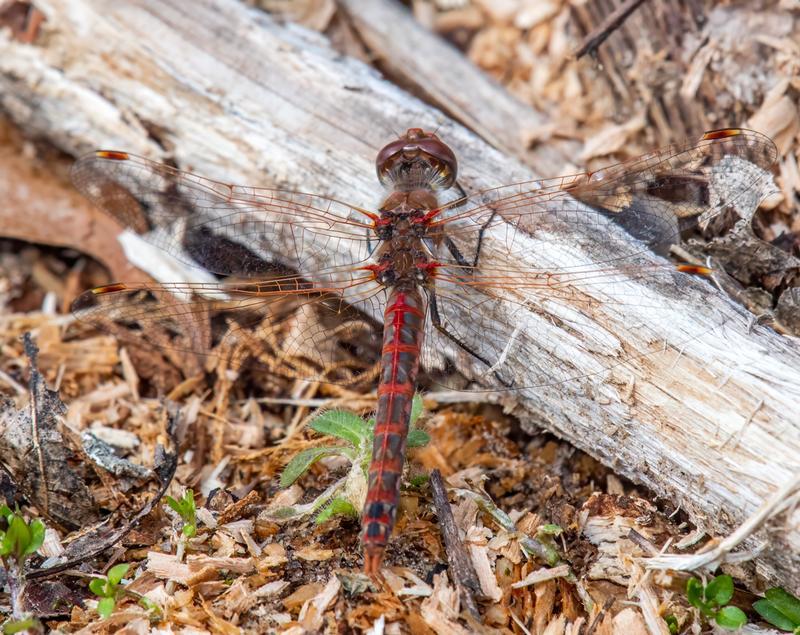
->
left=71, top=269, right=387, bottom=387
left=417, top=129, right=778, bottom=390
left=71, top=151, right=378, bottom=278
left=429, top=128, right=776, bottom=267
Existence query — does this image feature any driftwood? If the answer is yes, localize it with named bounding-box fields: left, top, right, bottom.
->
left=1, top=0, right=799, bottom=590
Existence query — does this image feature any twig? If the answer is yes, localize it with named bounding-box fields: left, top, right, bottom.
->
left=23, top=333, right=49, bottom=518
left=573, top=0, right=649, bottom=59
left=644, top=471, right=800, bottom=572
left=6, top=557, right=25, bottom=620
left=429, top=469, right=481, bottom=619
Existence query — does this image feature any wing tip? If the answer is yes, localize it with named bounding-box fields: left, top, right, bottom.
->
left=701, top=128, right=744, bottom=141
left=71, top=283, right=129, bottom=312
left=95, top=150, right=130, bottom=161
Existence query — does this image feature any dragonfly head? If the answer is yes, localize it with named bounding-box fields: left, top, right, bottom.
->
left=376, top=128, right=457, bottom=191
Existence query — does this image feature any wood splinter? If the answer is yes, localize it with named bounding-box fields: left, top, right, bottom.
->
left=429, top=468, right=482, bottom=619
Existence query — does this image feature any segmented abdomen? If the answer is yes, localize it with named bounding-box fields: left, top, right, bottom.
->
left=362, top=285, right=426, bottom=574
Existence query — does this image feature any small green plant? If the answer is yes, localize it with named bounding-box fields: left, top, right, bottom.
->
left=273, top=394, right=429, bottom=523
left=753, top=587, right=800, bottom=633
left=3, top=617, right=41, bottom=634
left=89, top=563, right=130, bottom=619
left=0, top=506, right=45, bottom=630
left=0, top=505, right=45, bottom=568
left=663, top=614, right=679, bottom=634
left=686, top=574, right=747, bottom=631
left=165, top=489, right=197, bottom=537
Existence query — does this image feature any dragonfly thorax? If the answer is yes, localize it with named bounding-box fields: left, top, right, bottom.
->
left=371, top=244, right=435, bottom=287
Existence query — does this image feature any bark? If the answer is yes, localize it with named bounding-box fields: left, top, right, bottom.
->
left=1, top=0, right=799, bottom=589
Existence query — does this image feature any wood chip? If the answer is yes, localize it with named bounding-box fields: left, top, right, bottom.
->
left=611, top=608, right=649, bottom=635
left=258, top=542, right=288, bottom=569
left=282, top=582, right=324, bottom=613
left=512, top=563, right=571, bottom=588
left=294, top=545, right=335, bottom=562
left=465, top=526, right=503, bottom=602
left=420, top=573, right=470, bottom=635
left=298, top=575, right=341, bottom=632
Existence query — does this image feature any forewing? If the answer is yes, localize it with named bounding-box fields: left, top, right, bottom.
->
left=71, top=151, right=377, bottom=278
left=431, top=128, right=777, bottom=267
left=419, top=129, right=778, bottom=390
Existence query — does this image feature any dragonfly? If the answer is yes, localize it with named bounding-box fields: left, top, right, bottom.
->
left=71, top=126, right=776, bottom=573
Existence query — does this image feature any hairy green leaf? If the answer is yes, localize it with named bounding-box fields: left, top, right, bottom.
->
left=315, top=498, right=358, bottom=524
left=410, top=394, right=424, bottom=425
left=407, top=428, right=430, bottom=448
left=280, top=446, right=353, bottom=488
left=311, top=410, right=368, bottom=446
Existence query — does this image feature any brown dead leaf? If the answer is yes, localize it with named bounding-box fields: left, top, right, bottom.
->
left=0, top=336, right=99, bottom=528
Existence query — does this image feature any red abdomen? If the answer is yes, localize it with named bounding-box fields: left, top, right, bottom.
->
left=362, top=285, right=426, bottom=573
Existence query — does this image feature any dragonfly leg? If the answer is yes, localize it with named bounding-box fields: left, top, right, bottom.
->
left=429, top=289, right=488, bottom=367
left=447, top=180, right=469, bottom=210
left=442, top=210, right=498, bottom=271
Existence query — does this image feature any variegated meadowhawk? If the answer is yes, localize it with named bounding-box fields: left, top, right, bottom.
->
left=71, top=127, right=776, bottom=572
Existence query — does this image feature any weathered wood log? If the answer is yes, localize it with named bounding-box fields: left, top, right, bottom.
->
left=1, top=0, right=799, bottom=589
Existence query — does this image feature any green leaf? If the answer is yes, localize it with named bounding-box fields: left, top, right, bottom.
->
left=754, top=598, right=797, bottom=631
left=410, top=394, right=423, bottom=425
left=407, top=428, right=430, bottom=448
left=538, top=524, right=564, bottom=536
left=280, top=446, right=350, bottom=488
left=315, top=498, right=358, bottom=524
left=311, top=410, right=368, bottom=446
left=24, top=519, right=45, bottom=556
left=182, top=524, right=197, bottom=537
left=6, top=515, right=31, bottom=561
left=89, top=578, right=108, bottom=597
left=0, top=529, right=11, bottom=557
left=663, top=614, right=679, bottom=634
left=715, top=605, right=747, bottom=630
left=3, top=617, right=38, bottom=634
left=165, top=495, right=181, bottom=514
left=107, top=563, right=129, bottom=586
left=706, top=574, right=734, bottom=607
left=96, top=596, right=116, bottom=619
left=765, top=587, right=800, bottom=624
left=686, top=577, right=704, bottom=608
